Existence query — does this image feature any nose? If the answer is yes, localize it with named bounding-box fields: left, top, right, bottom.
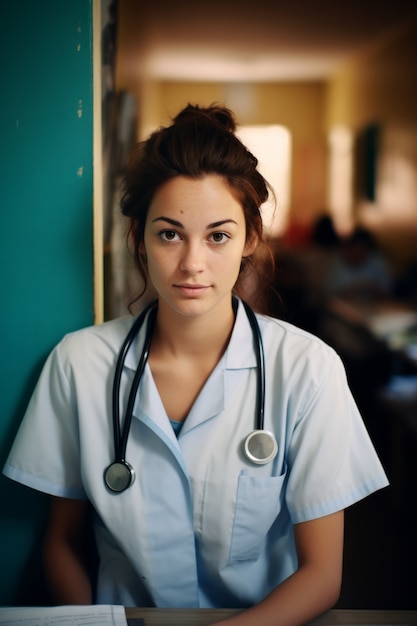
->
left=179, top=241, right=205, bottom=274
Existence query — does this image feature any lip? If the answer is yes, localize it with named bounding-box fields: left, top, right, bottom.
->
left=174, top=284, right=210, bottom=296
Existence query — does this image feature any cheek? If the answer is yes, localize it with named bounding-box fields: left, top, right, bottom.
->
left=145, top=254, right=161, bottom=276
left=216, top=248, right=246, bottom=278
left=145, top=250, right=173, bottom=280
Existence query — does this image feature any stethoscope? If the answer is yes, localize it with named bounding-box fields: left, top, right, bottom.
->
left=104, top=298, right=278, bottom=493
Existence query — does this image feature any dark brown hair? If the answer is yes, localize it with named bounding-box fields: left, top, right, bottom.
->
left=121, top=103, right=275, bottom=307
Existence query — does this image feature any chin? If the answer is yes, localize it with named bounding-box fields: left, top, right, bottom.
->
left=166, top=295, right=220, bottom=319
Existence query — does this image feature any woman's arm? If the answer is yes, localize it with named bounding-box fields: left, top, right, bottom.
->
left=42, top=496, right=94, bottom=604
left=213, top=510, right=344, bottom=626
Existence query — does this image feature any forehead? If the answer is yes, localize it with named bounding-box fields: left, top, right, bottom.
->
left=148, top=174, right=244, bottom=218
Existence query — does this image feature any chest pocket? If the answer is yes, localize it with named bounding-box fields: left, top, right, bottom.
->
left=229, top=469, right=287, bottom=562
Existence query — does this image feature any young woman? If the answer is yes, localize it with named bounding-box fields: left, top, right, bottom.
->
left=3, top=105, right=388, bottom=625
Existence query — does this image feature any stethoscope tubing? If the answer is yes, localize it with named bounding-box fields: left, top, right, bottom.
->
left=112, top=298, right=264, bottom=459
left=106, top=297, right=277, bottom=492
left=112, top=301, right=157, bottom=463
left=241, top=299, right=265, bottom=431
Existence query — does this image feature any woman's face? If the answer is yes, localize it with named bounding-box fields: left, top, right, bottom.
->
left=141, top=174, right=257, bottom=320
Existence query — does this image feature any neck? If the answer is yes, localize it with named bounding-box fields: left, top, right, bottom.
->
left=152, top=298, right=236, bottom=359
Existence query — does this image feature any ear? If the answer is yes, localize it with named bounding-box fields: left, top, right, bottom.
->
left=243, top=231, right=258, bottom=258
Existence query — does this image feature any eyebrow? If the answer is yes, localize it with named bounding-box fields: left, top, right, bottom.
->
left=151, top=217, right=238, bottom=228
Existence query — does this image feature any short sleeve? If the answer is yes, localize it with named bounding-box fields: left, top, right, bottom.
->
left=3, top=342, right=87, bottom=499
left=285, top=350, right=388, bottom=523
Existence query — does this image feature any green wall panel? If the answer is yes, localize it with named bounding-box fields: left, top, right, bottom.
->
left=0, top=0, right=94, bottom=604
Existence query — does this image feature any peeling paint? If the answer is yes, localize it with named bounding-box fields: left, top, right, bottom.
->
left=77, top=100, right=83, bottom=118
left=77, top=166, right=84, bottom=177
left=77, top=44, right=81, bottom=52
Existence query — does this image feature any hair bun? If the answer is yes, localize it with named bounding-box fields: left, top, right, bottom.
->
left=173, top=103, right=236, bottom=133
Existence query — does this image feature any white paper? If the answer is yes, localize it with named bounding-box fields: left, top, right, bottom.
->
left=0, top=604, right=127, bottom=626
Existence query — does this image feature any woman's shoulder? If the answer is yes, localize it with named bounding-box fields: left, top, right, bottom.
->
left=256, top=313, right=346, bottom=397
left=257, top=312, right=339, bottom=366
left=55, top=315, right=136, bottom=362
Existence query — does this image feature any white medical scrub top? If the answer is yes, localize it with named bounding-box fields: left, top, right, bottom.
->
left=3, top=299, right=389, bottom=608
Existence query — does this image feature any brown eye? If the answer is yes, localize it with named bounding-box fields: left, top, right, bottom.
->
left=210, top=232, right=229, bottom=244
left=161, top=230, right=178, bottom=241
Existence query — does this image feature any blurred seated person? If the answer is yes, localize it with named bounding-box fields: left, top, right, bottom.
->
left=302, top=214, right=340, bottom=307
left=268, top=215, right=340, bottom=334
left=394, top=259, right=417, bottom=305
left=326, top=226, right=392, bottom=301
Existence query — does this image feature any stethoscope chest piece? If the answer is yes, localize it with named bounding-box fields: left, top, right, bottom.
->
left=105, top=299, right=278, bottom=493
left=243, top=430, right=278, bottom=465
left=104, top=461, right=135, bottom=493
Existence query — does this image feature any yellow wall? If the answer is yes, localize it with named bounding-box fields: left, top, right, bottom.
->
left=325, top=16, right=417, bottom=270
left=148, top=81, right=328, bottom=227
left=117, top=75, right=328, bottom=228
left=144, top=81, right=325, bottom=142
left=116, top=4, right=417, bottom=268
left=115, top=0, right=330, bottom=229
left=325, top=17, right=417, bottom=130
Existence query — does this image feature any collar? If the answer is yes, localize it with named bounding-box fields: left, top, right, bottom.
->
left=123, top=298, right=258, bottom=372
left=225, top=298, right=258, bottom=370
left=126, top=298, right=259, bottom=462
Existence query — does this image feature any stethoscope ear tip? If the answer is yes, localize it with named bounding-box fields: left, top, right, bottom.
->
left=243, top=430, right=278, bottom=465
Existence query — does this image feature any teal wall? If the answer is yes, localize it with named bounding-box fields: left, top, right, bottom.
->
left=0, top=0, right=94, bottom=604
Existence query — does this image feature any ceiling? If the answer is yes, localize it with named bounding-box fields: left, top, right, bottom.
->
left=118, top=0, right=417, bottom=82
